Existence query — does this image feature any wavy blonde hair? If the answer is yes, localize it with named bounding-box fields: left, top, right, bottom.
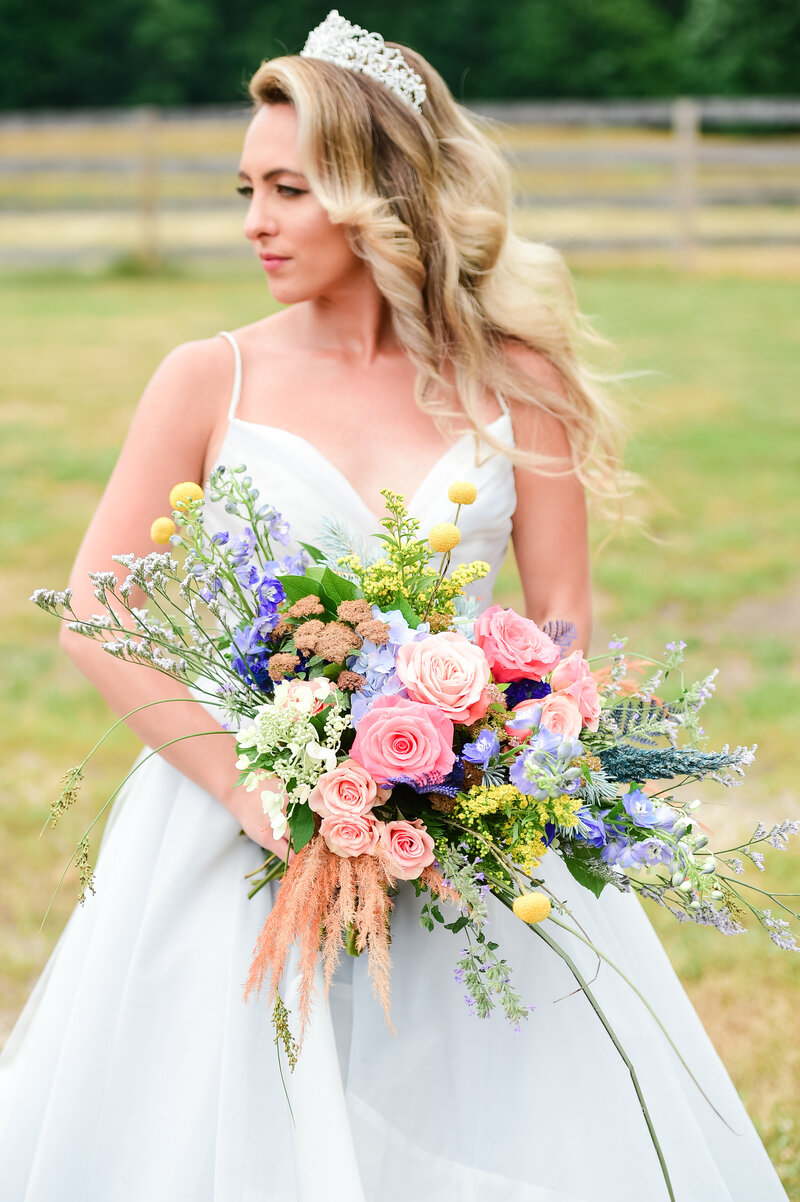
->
left=248, top=46, right=636, bottom=518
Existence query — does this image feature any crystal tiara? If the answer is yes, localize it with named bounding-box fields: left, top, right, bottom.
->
left=300, top=9, right=427, bottom=114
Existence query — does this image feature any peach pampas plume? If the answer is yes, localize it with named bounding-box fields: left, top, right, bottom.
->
left=244, top=834, right=398, bottom=1041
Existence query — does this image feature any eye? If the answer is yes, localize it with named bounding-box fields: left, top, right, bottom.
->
left=275, top=184, right=306, bottom=197
left=236, top=185, right=252, bottom=199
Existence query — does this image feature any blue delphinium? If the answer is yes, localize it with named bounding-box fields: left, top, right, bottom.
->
left=621, top=787, right=660, bottom=828
left=602, top=835, right=673, bottom=870
left=509, top=727, right=584, bottom=801
left=462, top=729, right=500, bottom=771
left=573, top=807, right=607, bottom=848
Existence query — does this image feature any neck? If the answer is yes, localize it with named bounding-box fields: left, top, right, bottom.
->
left=295, top=270, right=402, bottom=367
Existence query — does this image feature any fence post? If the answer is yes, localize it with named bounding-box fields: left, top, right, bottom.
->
left=672, top=97, right=698, bottom=272
left=137, top=105, right=160, bottom=268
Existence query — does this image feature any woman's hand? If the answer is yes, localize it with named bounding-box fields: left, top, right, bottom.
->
left=224, top=775, right=293, bottom=860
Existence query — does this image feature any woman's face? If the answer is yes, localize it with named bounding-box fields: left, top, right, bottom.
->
left=238, top=103, right=365, bottom=304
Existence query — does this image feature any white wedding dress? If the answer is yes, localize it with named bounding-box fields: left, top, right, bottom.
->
left=0, top=330, right=788, bottom=1202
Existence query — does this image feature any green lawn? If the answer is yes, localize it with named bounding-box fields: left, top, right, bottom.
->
left=1, top=263, right=798, bottom=1193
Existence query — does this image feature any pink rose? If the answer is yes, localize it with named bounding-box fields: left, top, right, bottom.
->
left=350, top=695, right=455, bottom=785
left=308, top=758, right=387, bottom=819
left=319, top=813, right=379, bottom=858
left=396, top=631, right=491, bottom=724
left=538, top=692, right=583, bottom=739
left=379, top=819, right=436, bottom=881
left=473, top=605, right=560, bottom=683
left=549, top=650, right=601, bottom=731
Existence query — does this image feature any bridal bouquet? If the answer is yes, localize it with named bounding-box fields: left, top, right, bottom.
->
left=33, top=467, right=799, bottom=1051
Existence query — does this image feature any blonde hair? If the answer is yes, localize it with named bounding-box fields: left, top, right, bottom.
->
left=248, top=47, right=636, bottom=518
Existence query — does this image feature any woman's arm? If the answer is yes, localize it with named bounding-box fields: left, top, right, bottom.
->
left=58, top=336, right=287, bottom=855
left=506, top=346, right=593, bottom=654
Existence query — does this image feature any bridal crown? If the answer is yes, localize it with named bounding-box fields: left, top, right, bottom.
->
left=300, top=10, right=427, bottom=115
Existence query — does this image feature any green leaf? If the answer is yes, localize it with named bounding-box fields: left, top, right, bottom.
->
left=288, top=802, right=315, bottom=852
left=319, top=568, right=359, bottom=605
left=281, top=574, right=324, bottom=605
left=387, top=589, right=423, bottom=629
left=563, top=853, right=608, bottom=898
left=431, top=904, right=444, bottom=923
left=445, top=915, right=469, bottom=934
left=298, top=541, right=327, bottom=564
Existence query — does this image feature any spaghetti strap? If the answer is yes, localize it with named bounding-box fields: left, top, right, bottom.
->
left=495, top=390, right=510, bottom=417
left=216, top=330, right=243, bottom=422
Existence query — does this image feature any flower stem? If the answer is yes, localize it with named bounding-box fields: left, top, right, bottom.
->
left=532, top=923, right=676, bottom=1202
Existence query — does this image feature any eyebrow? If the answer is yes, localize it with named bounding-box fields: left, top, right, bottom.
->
left=237, top=168, right=306, bottom=181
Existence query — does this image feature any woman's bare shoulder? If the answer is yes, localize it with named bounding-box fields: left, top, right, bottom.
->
left=499, top=336, right=567, bottom=398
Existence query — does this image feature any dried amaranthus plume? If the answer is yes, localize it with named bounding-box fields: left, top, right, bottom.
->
left=244, top=835, right=397, bottom=1041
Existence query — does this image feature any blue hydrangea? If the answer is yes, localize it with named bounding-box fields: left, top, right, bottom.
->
left=347, top=606, right=430, bottom=727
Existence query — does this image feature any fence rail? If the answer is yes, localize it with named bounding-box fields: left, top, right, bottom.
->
left=2, top=97, right=799, bottom=271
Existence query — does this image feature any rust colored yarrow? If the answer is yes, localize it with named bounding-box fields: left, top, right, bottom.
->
left=336, top=669, right=366, bottom=692
left=286, top=595, right=325, bottom=619
left=314, top=621, right=362, bottom=663
left=337, top=598, right=374, bottom=625
left=268, top=653, right=300, bottom=682
left=293, top=619, right=326, bottom=653
left=354, top=618, right=391, bottom=646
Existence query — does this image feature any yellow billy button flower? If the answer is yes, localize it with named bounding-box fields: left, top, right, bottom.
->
left=150, top=516, right=176, bottom=544
left=512, top=892, right=551, bottom=925
left=447, top=480, right=477, bottom=505
left=169, top=481, right=204, bottom=510
left=428, top=522, right=461, bottom=553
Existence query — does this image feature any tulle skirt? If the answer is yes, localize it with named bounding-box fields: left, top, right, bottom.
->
left=0, top=747, right=788, bottom=1201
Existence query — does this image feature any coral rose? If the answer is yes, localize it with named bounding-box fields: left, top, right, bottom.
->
left=538, top=692, right=583, bottom=739
left=549, top=650, right=601, bottom=731
left=395, top=631, right=491, bottom=723
left=473, top=605, right=560, bottom=683
left=379, top=819, right=436, bottom=881
left=308, top=758, right=386, bottom=819
left=350, top=695, right=455, bottom=785
left=319, top=814, right=379, bottom=858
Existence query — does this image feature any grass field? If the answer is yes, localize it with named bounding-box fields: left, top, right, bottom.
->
left=1, top=263, right=798, bottom=1193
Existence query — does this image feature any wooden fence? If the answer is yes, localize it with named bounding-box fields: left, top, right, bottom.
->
left=2, top=97, right=799, bottom=271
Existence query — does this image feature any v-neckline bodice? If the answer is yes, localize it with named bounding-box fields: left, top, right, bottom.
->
left=222, top=410, right=513, bottom=529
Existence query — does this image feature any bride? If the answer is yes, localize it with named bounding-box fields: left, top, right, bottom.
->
left=0, top=12, right=788, bottom=1200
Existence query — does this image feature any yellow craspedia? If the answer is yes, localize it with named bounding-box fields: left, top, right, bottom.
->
left=150, top=516, right=176, bottom=545
left=447, top=480, right=477, bottom=505
left=512, top=892, right=551, bottom=925
left=428, top=522, right=461, bottom=553
left=169, top=481, right=204, bottom=510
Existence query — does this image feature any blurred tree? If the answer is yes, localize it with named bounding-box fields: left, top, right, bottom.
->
left=679, top=0, right=800, bottom=94
left=0, top=0, right=796, bottom=109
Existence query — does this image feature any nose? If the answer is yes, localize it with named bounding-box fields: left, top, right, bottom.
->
left=243, top=193, right=279, bottom=244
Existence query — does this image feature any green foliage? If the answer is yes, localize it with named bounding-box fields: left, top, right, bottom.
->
left=1, top=0, right=797, bottom=109
left=287, top=801, right=314, bottom=852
